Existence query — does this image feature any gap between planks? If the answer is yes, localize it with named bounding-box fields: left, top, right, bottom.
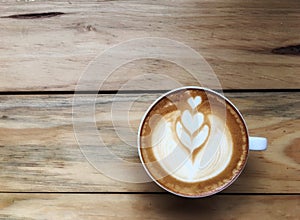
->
left=0, top=89, right=299, bottom=96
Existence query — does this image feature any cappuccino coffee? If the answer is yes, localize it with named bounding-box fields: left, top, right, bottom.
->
left=138, top=87, right=249, bottom=197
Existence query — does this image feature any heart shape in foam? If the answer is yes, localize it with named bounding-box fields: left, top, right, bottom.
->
left=176, top=110, right=209, bottom=154
left=188, top=96, right=202, bottom=109
left=181, top=110, right=204, bottom=134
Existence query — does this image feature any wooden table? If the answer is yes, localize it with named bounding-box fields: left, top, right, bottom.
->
left=0, top=0, right=299, bottom=219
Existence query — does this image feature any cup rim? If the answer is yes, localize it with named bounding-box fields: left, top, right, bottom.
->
left=137, top=86, right=250, bottom=198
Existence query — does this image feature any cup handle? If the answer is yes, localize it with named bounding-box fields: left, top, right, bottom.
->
left=249, top=137, right=267, bottom=151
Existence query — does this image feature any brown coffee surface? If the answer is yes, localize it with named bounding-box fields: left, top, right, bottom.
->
left=139, top=88, right=248, bottom=197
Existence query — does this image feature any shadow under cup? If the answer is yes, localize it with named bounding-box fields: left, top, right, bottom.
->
left=138, top=87, right=250, bottom=198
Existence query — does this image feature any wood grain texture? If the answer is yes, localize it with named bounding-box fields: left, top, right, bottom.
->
left=0, top=0, right=300, bottom=91
left=0, top=92, right=299, bottom=192
left=0, top=194, right=299, bottom=220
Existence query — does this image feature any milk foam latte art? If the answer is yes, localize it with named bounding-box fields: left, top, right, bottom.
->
left=152, top=95, right=233, bottom=183
left=138, top=87, right=249, bottom=197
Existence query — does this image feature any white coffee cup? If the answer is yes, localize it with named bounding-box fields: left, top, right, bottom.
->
left=138, top=86, right=267, bottom=197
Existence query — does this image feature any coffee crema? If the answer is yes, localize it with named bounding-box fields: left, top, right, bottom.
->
left=138, top=88, right=248, bottom=197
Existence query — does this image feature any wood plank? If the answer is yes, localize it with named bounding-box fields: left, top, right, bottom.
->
left=0, top=194, right=299, bottom=219
left=0, top=92, right=299, bottom=192
left=0, top=0, right=300, bottom=91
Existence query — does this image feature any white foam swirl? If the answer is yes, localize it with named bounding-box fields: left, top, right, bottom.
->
left=152, top=111, right=233, bottom=183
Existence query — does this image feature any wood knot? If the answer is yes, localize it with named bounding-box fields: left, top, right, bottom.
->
left=1, top=12, right=65, bottom=19
left=272, top=45, right=300, bottom=55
